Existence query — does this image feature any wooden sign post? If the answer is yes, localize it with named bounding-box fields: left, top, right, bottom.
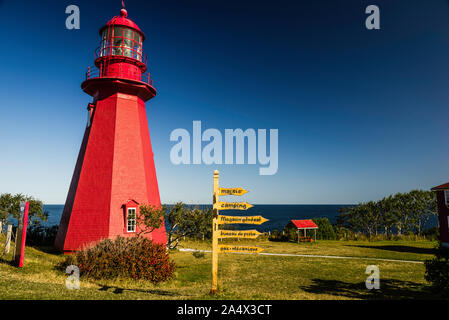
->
left=211, top=170, right=220, bottom=294
left=14, top=201, right=29, bottom=268
left=218, top=230, right=263, bottom=239
left=211, top=171, right=268, bottom=294
left=218, top=215, right=268, bottom=225
left=218, top=245, right=264, bottom=254
left=4, top=225, right=12, bottom=255
left=218, top=202, right=253, bottom=210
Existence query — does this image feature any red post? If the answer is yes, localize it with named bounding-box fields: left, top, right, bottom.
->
left=14, top=201, right=29, bottom=267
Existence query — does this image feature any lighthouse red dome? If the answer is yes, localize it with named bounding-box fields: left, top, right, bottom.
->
left=99, top=9, right=145, bottom=40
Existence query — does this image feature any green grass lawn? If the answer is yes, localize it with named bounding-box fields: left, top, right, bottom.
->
left=0, top=235, right=443, bottom=300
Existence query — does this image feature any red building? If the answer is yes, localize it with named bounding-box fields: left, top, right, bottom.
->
left=431, top=182, right=449, bottom=248
left=55, top=8, right=167, bottom=252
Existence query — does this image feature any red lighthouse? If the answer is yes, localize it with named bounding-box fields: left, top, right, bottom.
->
left=55, top=8, right=167, bottom=252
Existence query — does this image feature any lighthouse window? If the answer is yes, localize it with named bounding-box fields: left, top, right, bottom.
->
left=123, top=38, right=133, bottom=58
left=113, top=26, right=123, bottom=37
left=134, top=43, right=142, bottom=60
left=101, top=26, right=143, bottom=61
left=124, top=28, right=134, bottom=40
left=112, top=37, right=123, bottom=56
left=135, top=33, right=141, bottom=43
left=127, top=208, right=136, bottom=233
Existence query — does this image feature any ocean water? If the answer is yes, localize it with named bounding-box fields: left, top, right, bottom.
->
left=43, top=204, right=351, bottom=231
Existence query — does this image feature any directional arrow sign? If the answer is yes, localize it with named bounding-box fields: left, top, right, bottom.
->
left=218, top=245, right=263, bottom=254
left=219, top=188, right=248, bottom=196
left=218, top=202, right=253, bottom=210
left=218, top=215, right=269, bottom=225
left=218, top=229, right=263, bottom=239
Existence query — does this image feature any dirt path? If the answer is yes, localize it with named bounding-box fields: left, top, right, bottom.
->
left=179, top=248, right=424, bottom=264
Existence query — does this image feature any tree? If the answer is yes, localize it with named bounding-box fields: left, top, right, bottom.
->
left=165, top=202, right=187, bottom=249
left=0, top=193, right=48, bottom=226
left=378, top=195, right=397, bottom=237
left=336, top=201, right=381, bottom=236
left=334, top=189, right=438, bottom=238
left=408, top=190, right=437, bottom=235
left=0, top=193, right=13, bottom=224
left=137, top=204, right=165, bottom=237
left=366, top=201, right=382, bottom=236
left=312, top=218, right=336, bottom=240
left=425, top=244, right=449, bottom=296
left=165, top=203, right=213, bottom=249
left=335, top=205, right=350, bottom=228
left=195, top=207, right=213, bottom=240
left=391, top=192, right=408, bottom=235
left=339, top=206, right=363, bottom=233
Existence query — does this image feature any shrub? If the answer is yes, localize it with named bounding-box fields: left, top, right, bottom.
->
left=27, top=225, right=58, bottom=246
left=423, top=227, right=439, bottom=241
left=353, top=233, right=369, bottom=241
left=268, top=229, right=288, bottom=242
left=285, top=227, right=298, bottom=242
left=425, top=244, right=449, bottom=296
left=312, top=218, right=336, bottom=240
left=192, top=251, right=205, bottom=259
left=334, top=226, right=355, bottom=240
left=58, top=236, right=176, bottom=283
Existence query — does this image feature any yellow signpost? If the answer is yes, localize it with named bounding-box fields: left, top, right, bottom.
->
left=218, top=202, right=254, bottom=210
left=212, top=170, right=219, bottom=294
left=211, top=170, right=267, bottom=294
left=218, top=229, right=263, bottom=239
left=219, top=187, right=248, bottom=196
left=218, top=215, right=269, bottom=225
left=218, top=245, right=264, bottom=254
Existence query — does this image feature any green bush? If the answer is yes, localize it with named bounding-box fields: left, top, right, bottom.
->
left=192, top=251, right=205, bottom=259
left=312, top=218, right=336, bottom=240
left=334, top=226, right=355, bottom=240
left=58, top=236, right=176, bottom=283
left=423, top=227, right=439, bottom=241
left=353, top=233, right=369, bottom=241
left=268, top=229, right=288, bottom=242
left=425, top=244, right=449, bottom=296
left=27, top=225, right=58, bottom=246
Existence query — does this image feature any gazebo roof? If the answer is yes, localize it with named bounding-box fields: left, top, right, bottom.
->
left=291, top=219, right=318, bottom=229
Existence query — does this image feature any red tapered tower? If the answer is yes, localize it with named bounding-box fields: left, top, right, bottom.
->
left=55, top=9, right=166, bottom=252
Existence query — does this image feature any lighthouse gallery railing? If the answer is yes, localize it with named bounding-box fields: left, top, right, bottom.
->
left=85, top=65, right=154, bottom=86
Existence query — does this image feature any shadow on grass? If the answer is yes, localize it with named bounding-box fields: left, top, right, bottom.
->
left=346, top=245, right=436, bottom=255
left=302, top=278, right=439, bottom=300
left=31, top=245, right=61, bottom=255
left=0, top=256, right=16, bottom=267
left=97, top=284, right=179, bottom=297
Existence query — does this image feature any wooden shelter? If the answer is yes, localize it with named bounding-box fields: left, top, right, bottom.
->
left=290, top=219, right=318, bottom=243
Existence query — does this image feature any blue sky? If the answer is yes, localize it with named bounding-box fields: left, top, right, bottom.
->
left=0, top=0, right=449, bottom=204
